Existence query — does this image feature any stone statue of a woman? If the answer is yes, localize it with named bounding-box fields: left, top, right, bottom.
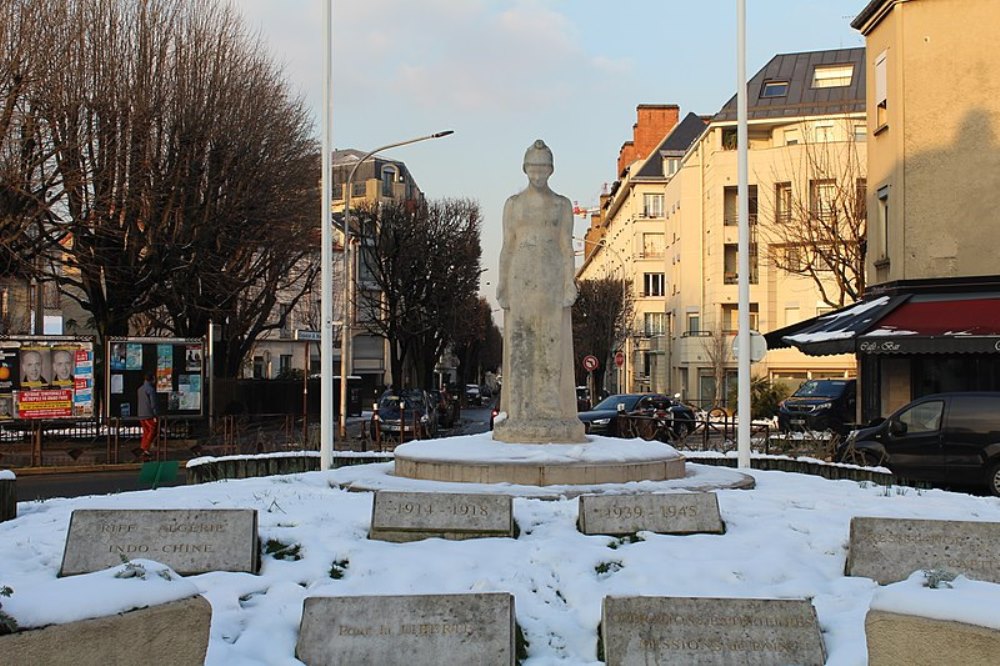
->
left=493, top=140, right=587, bottom=444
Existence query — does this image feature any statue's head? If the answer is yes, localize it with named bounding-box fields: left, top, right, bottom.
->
left=523, top=140, right=553, bottom=186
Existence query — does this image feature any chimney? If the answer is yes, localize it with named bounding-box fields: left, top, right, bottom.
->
left=617, top=104, right=680, bottom=176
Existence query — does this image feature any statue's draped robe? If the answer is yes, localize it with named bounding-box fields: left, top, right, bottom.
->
left=494, top=189, right=586, bottom=444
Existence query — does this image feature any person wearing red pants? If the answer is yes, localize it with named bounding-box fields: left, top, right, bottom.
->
left=137, top=373, right=158, bottom=459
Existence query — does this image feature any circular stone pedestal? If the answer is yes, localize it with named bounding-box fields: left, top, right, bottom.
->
left=392, top=433, right=685, bottom=486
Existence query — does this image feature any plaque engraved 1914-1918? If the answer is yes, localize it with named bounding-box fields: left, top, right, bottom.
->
left=59, top=508, right=259, bottom=576
left=296, top=593, right=517, bottom=666
left=601, top=596, right=826, bottom=666
left=369, top=491, right=515, bottom=542
left=578, top=492, right=724, bottom=536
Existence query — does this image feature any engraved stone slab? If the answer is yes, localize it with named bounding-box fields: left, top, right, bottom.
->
left=296, top=593, right=515, bottom=666
left=59, top=509, right=259, bottom=576
left=0, top=595, right=211, bottom=666
left=601, top=596, right=826, bottom=666
left=369, top=491, right=514, bottom=542
left=578, top=492, right=724, bottom=536
left=846, top=517, right=1000, bottom=584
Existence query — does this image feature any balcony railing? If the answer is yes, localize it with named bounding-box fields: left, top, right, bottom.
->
left=723, top=213, right=757, bottom=227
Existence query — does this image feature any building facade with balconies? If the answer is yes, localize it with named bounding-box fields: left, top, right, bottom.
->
left=666, top=48, right=866, bottom=407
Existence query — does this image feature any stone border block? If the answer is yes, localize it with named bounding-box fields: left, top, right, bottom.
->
left=0, top=595, right=210, bottom=666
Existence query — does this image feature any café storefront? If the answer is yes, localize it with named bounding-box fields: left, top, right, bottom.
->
left=765, top=278, right=1000, bottom=423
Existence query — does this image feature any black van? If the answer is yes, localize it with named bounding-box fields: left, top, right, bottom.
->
left=835, top=392, right=1000, bottom=495
left=777, top=378, right=857, bottom=434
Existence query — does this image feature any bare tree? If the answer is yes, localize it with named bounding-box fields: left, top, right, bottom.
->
left=355, top=198, right=483, bottom=387
left=701, top=328, right=731, bottom=408
left=572, top=277, right=634, bottom=393
left=757, top=118, right=867, bottom=308
left=1, top=0, right=319, bottom=375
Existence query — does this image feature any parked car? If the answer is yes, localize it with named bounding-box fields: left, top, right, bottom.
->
left=465, top=384, right=483, bottom=406
left=777, top=378, right=857, bottom=435
left=834, top=392, right=1000, bottom=495
left=427, top=388, right=457, bottom=428
left=577, top=393, right=696, bottom=440
left=371, top=389, right=438, bottom=440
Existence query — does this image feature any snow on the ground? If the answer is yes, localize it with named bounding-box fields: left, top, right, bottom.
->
left=2, top=453, right=999, bottom=665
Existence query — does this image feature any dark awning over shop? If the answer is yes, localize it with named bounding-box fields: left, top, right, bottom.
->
left=765, top=291, right=1000, bottom=356
left=856, top=296, right=1000, bottom=354
left=763, top=294, right=907, bottom=356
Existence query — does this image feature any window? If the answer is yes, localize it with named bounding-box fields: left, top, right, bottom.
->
left=784, top=246, right=804, bottom=272
left=687, top=314, right=700, bottom=334
left=279, top=354, right=293, bottom=375
left=643, top=273, right=665, bottom=297
left=784, top=129, right=800, bottom=146
left=722, top=303, right=759, bottom=333
left=812, top=64, right=853, bottom=88
left=854, top=124, right=867, bottom=143
left=665, top=158, right=680, bottom=176
left=875, top=185, right=890, bottom=261
left=897, top=400, right=943, bottom=434
left=724, top=245, right=758, bottom=284
left=810, top=179, right=837, bottom=221
left=722, top=128, right=738, bottom=150
left=813, top=123, right=834, bottom=143
left=279, top=303, right=292, bottom=337
left=644, top=312, right=666, bottom=336
left=252, top=356, right=264, bottom=379
left=761, top=80, right=789, bottom=98
left=642, top=233, right=664, bottom=258
left=724, top=185, right=758, bottom=226
left=775, top=182, right=792, bottom=224
left=381, top=165, right=397, bottom=197
left=875, top=51, right=888, bottom=128
left=855, top=179, right=868, bottom=220
left=643, top=193, right=664, bottom=218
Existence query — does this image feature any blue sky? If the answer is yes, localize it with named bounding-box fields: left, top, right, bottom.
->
left=234, top=0, right=866, bottom=303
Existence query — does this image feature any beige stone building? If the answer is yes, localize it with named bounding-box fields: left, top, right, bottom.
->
left=770, top=0, right=1000, bottom=421
left=666, top=49, right=865, bottom=407
left=583, top=50, right=866, bottom=407
left=577, top=105, right=704, bottom=394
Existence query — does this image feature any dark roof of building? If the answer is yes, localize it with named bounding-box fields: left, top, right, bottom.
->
left=634, top=113, right=708, bottom=179
left=713, top=48, right=866, bottom=122
left=851, top=0, right=890, bottom=30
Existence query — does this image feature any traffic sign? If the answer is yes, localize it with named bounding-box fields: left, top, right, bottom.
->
left=614, top=351, right=625, bottom=368
left=582, top=355, right=600, bottom=372
left=731, top=330, right=768, bottom=362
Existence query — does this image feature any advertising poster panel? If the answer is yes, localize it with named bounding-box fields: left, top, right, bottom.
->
left=105, top=337, right=204, bottom=420
left=0, top=336, right=96, bottom=421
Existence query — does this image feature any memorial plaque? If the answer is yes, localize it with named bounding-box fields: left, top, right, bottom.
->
left=369, top=491, right=514, bottom=542
left=601, top=596, right=826, bottom=666
left=296, top=593, right=515, bottom=666
left=59, top=508, right=259, bottom=576
left=577, top=492, right=724, bottom=536
left=846, top=517, right=1000, bottom=585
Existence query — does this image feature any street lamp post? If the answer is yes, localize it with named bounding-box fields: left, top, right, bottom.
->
left=574, top=236, right=629, bottom=393
left=338, top=130, right=454, bottom=440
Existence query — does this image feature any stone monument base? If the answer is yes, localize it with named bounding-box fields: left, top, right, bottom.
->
left=491, top=416, right=587, bottom=444
left=392, top=433, right=684, bottom=486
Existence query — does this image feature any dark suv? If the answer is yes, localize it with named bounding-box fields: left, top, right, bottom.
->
left=835, top=392, right=1000, bottom=495
left=777, top=379, right=857, bottom=435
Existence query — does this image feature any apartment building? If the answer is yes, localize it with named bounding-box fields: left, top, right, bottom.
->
left=577, top=105, right=705, bottom=393
left=769, top=0, right=1000, bottom=420
left=666, top=49, right=865, bottom=407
